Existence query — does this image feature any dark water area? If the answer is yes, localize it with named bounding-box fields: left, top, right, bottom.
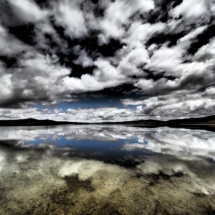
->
left=0, top=125, right=215, bottom=215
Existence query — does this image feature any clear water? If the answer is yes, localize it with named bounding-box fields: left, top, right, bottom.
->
left=0, top=125, right=215, bottom=214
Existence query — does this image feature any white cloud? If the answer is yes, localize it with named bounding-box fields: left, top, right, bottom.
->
left=73, top=49, right=94, bottom=67
left=1, top=0, right=48, bottom=26
left=132, top=26, right=215, bottom=95
left=0, top=106, right=140, bottom=122
left=33, top=20, right=68, bottom=54
left=125, top=22, right=166, bottom=48
left=0, top=53, right=71, bottom=106
left=179, top=26, right=207, bottom=45
left=65, top=107, right=134, bottom=122
left=0, top=24, right=29, bottom=55
left=193, top=37, right=215, bottom=62
left=64, top=58, right=128, bottom=93
left=122, top=99, right=146, bottom=106
left=53, top=0, right=88, bottom=39
left=0, top=63, right=13, bottom=103
left=117, top=45, right=149, bottom=76
left=141, top=90, right=215, bottom=119
left=172, top=0, right=210, bottom=23
left=99, top=0, right=155, bottom=43
left=1, top=0, right=215, bottom=120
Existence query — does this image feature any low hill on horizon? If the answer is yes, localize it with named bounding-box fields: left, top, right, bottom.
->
left=0, top=115, right=215, bottom=127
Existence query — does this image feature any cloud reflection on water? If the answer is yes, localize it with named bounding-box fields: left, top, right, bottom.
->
left=0, top=125, right=215, bottom=161
left=0, top=125, right=215, bottom=214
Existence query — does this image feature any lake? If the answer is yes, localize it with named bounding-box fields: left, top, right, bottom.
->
left=0, top=125, right=215, bottom=215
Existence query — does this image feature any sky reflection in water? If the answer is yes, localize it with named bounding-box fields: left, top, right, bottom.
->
left=1, top=125, right=215, bottom=215
left=1, top=125, right=215, bottom=162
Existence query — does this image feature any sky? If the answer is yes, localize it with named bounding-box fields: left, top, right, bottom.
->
left=0, top=0, right=215, bottom=122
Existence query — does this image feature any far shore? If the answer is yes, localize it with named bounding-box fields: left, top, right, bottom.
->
left=1, top=117, right=215, bottom=132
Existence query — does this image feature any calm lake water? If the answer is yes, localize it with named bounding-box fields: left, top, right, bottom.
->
left=0, top=125, right=215, bottom=215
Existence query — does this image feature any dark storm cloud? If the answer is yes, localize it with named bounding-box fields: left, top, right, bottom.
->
left=79, top=83, right=143, bottom=97
left=0, top=0, right=215, bottom=120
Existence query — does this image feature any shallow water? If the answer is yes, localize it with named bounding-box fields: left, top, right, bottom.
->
left=0, top=125, right=215, bottom=215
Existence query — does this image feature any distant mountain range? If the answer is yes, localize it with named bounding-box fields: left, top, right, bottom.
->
left=0, top=116, right=215, bottom=132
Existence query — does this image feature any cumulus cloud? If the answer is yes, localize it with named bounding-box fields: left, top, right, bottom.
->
left=99, top=0, right=155, bottom=43
left=172, top=0, right=210, bottom=23
left=1, top=0, right=215, bottom=120
left=73, top=49, right=94, bottom=67
left=0, top=23, right=29, bottom=55
left=0, top=53, right=71, bottom=107
left=0, top=0, right=48, bottom=26
left=121, top=87, right=215, bottom=119
left=52, top=0, right=88, bottom=39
